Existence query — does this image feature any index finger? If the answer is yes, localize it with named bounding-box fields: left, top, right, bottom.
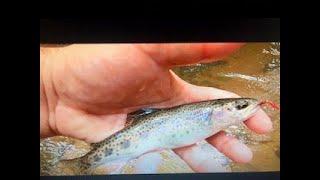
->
left=136, top=43, right=245, bottom=67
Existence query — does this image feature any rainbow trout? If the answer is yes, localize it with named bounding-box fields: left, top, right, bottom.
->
left=59, top=98, right=263, bottom=175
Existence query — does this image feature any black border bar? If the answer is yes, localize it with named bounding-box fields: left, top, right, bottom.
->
left=40, top=172, right=280, bottom=180
left=40, top=18, right=280, bottom=43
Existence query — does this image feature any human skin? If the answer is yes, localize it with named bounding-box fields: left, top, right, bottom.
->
left=40, top=43, right=273, bottom=172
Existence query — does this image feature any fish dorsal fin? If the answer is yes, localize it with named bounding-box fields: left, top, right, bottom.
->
left=126, top=108, right=160, bottom=127
left=128, top=108, right=159, bottom=116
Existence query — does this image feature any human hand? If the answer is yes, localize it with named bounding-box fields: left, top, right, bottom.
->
left=40, top=43, right=273, bottom=172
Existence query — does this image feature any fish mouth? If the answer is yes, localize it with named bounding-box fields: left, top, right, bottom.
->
left=242, top=102, right=260, bottom=122
left=242, top=99, right=279, bottom=122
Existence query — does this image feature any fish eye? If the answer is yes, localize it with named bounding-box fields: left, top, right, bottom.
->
left=236, top=102, right=249, bottom=110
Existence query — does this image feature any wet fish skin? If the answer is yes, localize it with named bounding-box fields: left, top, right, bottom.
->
left=63, top=98, right=260, bottom=174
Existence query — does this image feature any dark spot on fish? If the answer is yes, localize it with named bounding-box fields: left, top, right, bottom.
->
left=94, top=155, right=101, bottom=162
left=172, top=134, right=176, bottom=138
left=104, top=148, right=113, bottom=156
left=88, top=157, right=92, bottom=162
left=121, top=139, right=131, bottom=149
left=186, top=130, right=190, bottom=134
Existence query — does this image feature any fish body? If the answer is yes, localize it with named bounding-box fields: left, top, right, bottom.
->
left=62, top=98, right=260, bottom=174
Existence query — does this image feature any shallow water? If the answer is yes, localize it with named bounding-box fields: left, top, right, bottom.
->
left=40, top=43, right=280, bottom=175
